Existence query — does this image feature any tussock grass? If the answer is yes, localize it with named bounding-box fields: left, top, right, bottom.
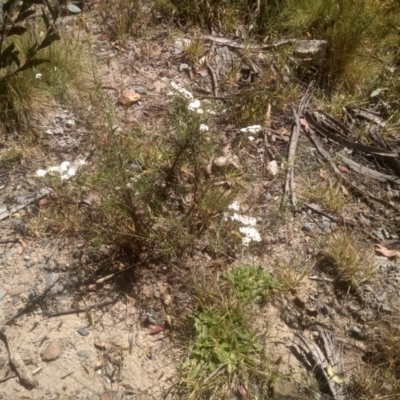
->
left=0, top=19, right=91, bottom=136
left=319, top=231, right=376, bottom=291
left=350, top=321, right=400, bottom=399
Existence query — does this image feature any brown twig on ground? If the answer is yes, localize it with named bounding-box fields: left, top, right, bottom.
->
left=45, top=297, right=121, bottom=318
left=205, top=59, right=218, bottom=98
left=284, top=81, right=315, bottom=207
left=4, top=276, right=60, bottom=326
left=0, top=327, right=37, bottom=389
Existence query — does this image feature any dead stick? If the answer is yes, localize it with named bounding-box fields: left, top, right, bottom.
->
left=45, top=297, right=120, bottom=318
left=205, top=59, right=218, bottom=98
left=0, top=328, right=37, bottom=389
left=5, top=276, right=60, bottom=326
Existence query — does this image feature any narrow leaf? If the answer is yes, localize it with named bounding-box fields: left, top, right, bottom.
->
left=15, top=9, right=36, bottom=23
left=37, top=32, right=61, bottom=50
left=6, top=26, right=27, bottom=36
left=18, top=58, right=49, bottom=72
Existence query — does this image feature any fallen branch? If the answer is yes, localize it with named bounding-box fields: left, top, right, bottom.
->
left=45, top=296, right=120, bottom=318
left=296, top=331, right=348, bottom=400
left=0, top=327, right=37, bottom=389
left=284, top=81, right=315, bottom=207
left=5, top=275, right=60, bottom=325
left=201, top=34, right=298, bottom=51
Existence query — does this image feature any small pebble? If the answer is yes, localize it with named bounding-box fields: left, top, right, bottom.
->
left=25, top=261, right=35, bottom=268
left=302, top=223, right=315, bottom=233
left=134, top=86, right=147, bottom=95
left=77, top=351, right=88, bottom=358
left=77, top=326, right=90, bottom=336
left=65, top=119, right=75, bottom=128
left=53, top=127, right=64, bottom=135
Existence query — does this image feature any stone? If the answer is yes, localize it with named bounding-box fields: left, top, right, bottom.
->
left=0, top=289, right=6, bottom=301
left=41, top=340, right=61, bottom=361
left=321, top=305, right=332, bottom=316
left=13, top=218, right=27, bottom=235
left=45, top=273, right=60, bottom=288
left=292, top=40, right=328, bottom=66
left=77, top=351, right=88, bottom=358
left=349, top=326, right=363, bottom=340
left=65, top=119, right=75, bottom=128
left=134, top=86, right=147, bottom=95
left=320, top=221, right=331, bottom=231
left=25, top=261, right=35, bottom=268
left=72, top=250, right=82, bottom=259
left=53, top=126, right=64, bottom=135
left=77, top=326, right=90, bottom=336
left=301, top=223, right=315, bottom=233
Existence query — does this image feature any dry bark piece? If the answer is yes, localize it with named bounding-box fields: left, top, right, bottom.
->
left=375, top=244, right=400, bottom=258
left=118, top=90, right=141, bottom=106
left=0, top=328, right=38, bottom=389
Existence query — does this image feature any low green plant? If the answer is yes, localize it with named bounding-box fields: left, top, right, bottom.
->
left=224, top=264, right=278, bottom=304
left=174, top=265, right=275, bottom=398
left=38, top=85, right=238, bottom=257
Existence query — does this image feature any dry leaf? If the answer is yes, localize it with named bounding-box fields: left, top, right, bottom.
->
left=149, top=324, right=165, bottom=335
left=375, top=244, right=400, bottom=258
left=38, top=198, right=48, bottom=208
left=237, top=385, right=249, bottom=400
left=95, top=356, right=106, bottom=369
left=118, top=90, right=141, bottom=106
left=94, top=341, right=108, bottom=350
left=327, top=364, right=349, bottom=384
left=319, top=169, right=328, bottom=179
left=125, top=294, right=135, bottom=303
left=299, top=118, right=310, bottom=131
left=96, top=274, right=114, bottom=284
left=338, top=165, right=350, bottom=173
left=267, top=160, right=279, bottom=176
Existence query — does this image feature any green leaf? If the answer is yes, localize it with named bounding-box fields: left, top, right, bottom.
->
left=189, top=361, right=203, bottom=380
left=41, top=8, right=50, bottom=29
left=15, top=9, right=36, bottom=23
left=6, top=26, right=28, bottom=36
left=37, top=31, right=61, bottom=50
left=17, top=58, right=49, bottom=72
left=0, top=43, right=20, bottom=69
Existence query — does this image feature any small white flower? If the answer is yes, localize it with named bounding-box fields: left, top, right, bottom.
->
left=35, top=73, right=42, bottom=79
left=230, top=213, right=257, bottom=226
left=170, top=81, right=194, bottom=100
left=199, top=124, right=209, bottom=132
left=36, top=169, right=47, bottom=177
left=54, top=67, right=58, bottom=71
left=239, top=226, right=262, bottom=245
left=228, top=201, right=240, bottom=211
left=188, top=99, right=202, bottom=110
left=240, top=125, right=262, bottom=134
left=248, top=136, right=255, bottom=141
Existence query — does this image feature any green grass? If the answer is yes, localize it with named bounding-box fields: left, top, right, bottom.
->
left=0, top=15, right=90, bottom=135
left=318, top=231, right=377, bottom=291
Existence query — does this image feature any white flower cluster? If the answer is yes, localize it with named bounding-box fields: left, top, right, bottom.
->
left=225, top=201, right=262, bottom=246
left=168, top=81, right=204, bottom=114
left=36, top=158, right=86, bottom=181
left=240, top=125, right=262, bottom=134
